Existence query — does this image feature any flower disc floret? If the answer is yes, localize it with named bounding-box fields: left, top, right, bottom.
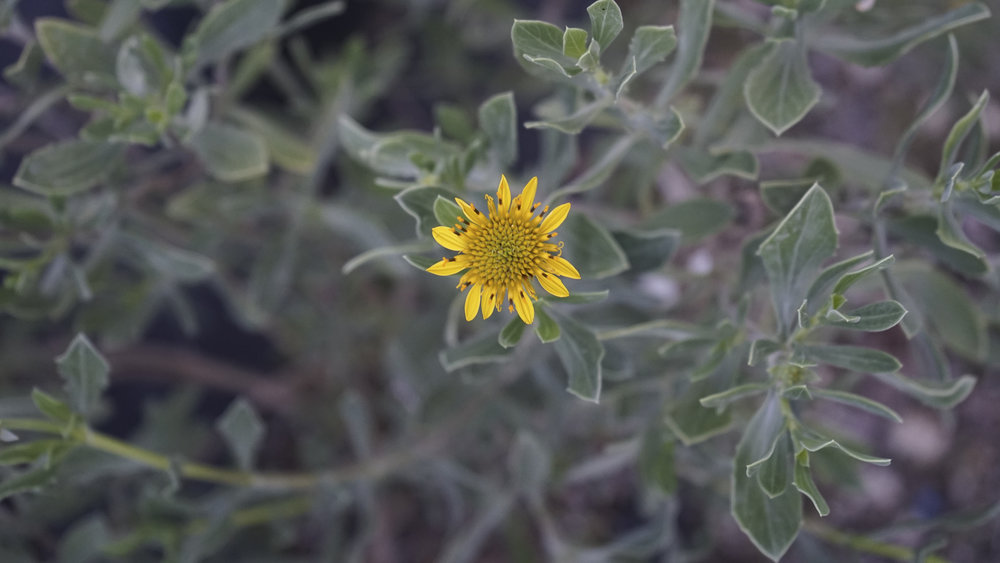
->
left=427, top=175, right=581, bottom=324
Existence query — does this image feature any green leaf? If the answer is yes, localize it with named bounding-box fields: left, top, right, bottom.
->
left=793, top=460, right=830, bottom=517
left=611, top=228, right=680, bottom=273
left=525, top=98, right=612, bottom=135
left=13, top=140, right=123, bottom=196
left=512, top=20, right=573, bottom=77
left=796, top=428, right=891, bottom=466
left=55, top=334, right=109, bottom=418
left=188, top=122, right=269, bottom=182
left=656, top=0, right=714, bottom=105
left=939, top=90, right=990, bottom=182
left=760, top=179, right=814, bottom=216
left=548, top=135, right=636, bottom=202
left=587, top=0, right=623, bottom=50
left=507, top=432, right=551, bottom=501
left=338, top=116, right=461, bottom=180
left=757, top=431, right=793, bottom=498
left=499, top=317, right=526, bottom=349
left=215, top=398, right=264, bottom=471
left=638, top=198, right=734, bottom=244
left=0, top=465, right=59, bottom=501
left=891, top=35, right=958, bottom=168
left=937, top=202, right=987, bottom=267
left=748, top=339, right=781, bottom=366
left=830, top=255, right=894, bottom=296
left=821, top=300, right=907, bottom=332
left=757, top=184, right=838, bottom=336
left=0, top=440, right=70, bottom=466
left=35, top=18, right=116, bottom=86
left=558, top=213, right=629, bottom=279
left=562, top=27, right=588, bottom=58
left=676, top=148, right=758, bottom=183
left=699, top=383, right=770, bottom=409
left=871, top=372, right=976, bottom=410
left=194, top=0, right=284, bottom=65
left=534, top=307, right=560, bottom=343
left=809, top=388, right=902, bottom=423
left=745, top=39, right=821, bottom=136
left=894, top=263, right=986, bottom=361
left=795, top=344, right=901, bottom=374
left=119, top=232, right=215, bottom=282
left=433, top=196, right=463, bottom=228
left=553, top=313, right=605, bottom=402
left=31, top=388, right=74, bottom=424
left=888, top=215, right=987, bottom=277
left=627, top=25, right=677, bottom=75
left=810, top=3, right=991, bottom=67
left=478, top=92, right=517, bottom=168
left=227, top=106, right=317, bottom=175
left=440, top=331, right=510, bottom=371
left=627, top=106, right=685, bottom=149
left=665, top=378, right=733, bottom=445
left=395, top=185, right=456, bottom=237
left=732, top=394, right=801, bottom=561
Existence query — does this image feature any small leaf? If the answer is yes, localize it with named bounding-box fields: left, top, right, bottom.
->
left=553, top=313, right=604, bottom=402
left=119, top=232, right=215, bottom=282
left=0, top=465, right=59, bottom=501
left=630, top=107, right=685, bottom=149
left=757, top=431, right=793, bottom=498
left=795, top=344, right=901, bottom=374
left=809, top=388, right=902, bottom=422
left=656, top=0, right=714, bottom=105
left=0, top=440, right=70, bottom=466
left=748, top=339, right=781, bottom=366
left=760, top=179, right=814, bottom=216
left=433, top=196, right=463, bottom=227
left=870, top=372, right=975, bottom=410
left=638, top=198, right=734, bottom=244
left=194, top=0, right=284, bottom=65
left=745, top=39, right=821, bottom=136
left=895, top=263, right=986, bottom=361
left=793, top=460, right=830, bottom=517
left=796, top=429, right=891, bottom=466
left=215, top=398, right=264, bottom=471
left=188, top=122, right=269, bottom=182
left=55, top=334, right=110, bottom=418
left=830, top=255, right=894, bottom=296
left=676, top=148, right=758, bottom=183
left=35, top=18, right=116, bottom=86
left=525, top=97, right=612, bottom=135
left=507, top=432, right=551, bottom=501
left=627, top=25, right=676, bottom=74
left=14, top=140, right=123, bottom=196
left=939, top=90, right=990, bottom=183
left=31, top=388, right=74, bottom=424
left=638, top=428, right=676, bottom=494
left=558, top=213, right=629, bottom=279
left=512, top=20, right=572, bottom=77
left=440, top=331, right=510, bottom=371
left=396, top=186, right=456, bottom=237
left=757, top=184, right=838, bottom=336
left=534, top=307, right=560, bottom=343
left=478, top=92, right=517, bottom=168
left=499, top=317, right=526, bottom=349
left=611, top=228, right=680, bottom=273
left=732, top=393, right=801, bottom=561
left=562, top=27, right=587, bottom=58
left=699, top=383, right=770, bottom=409
left=888, top=215, right=988, bottom=277
left=810, top=3, right=991, bottom=67
left=665, top=378, right=732, bottom=445
left=587, top=0, right=623, bottom=50
left=821, top=300, right=907, bottom=332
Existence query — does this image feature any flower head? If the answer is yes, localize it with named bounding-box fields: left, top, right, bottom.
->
left=427, top=175, right=581, bottom=324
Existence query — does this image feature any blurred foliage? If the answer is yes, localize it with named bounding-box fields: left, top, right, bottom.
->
left=0, top=0, right=998, bottom=561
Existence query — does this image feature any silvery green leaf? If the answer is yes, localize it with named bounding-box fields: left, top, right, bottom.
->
left=939, top=90, right=990, bottom=181
left=656, top=0, right=714, bottom=105
left=795, top=428, right=891, bottom=466
left=699, top=383, right=770, bottom=409
left=553, top=313, right=604, bottom=402
left=188, top=122, right=269, bottom=182
left=562, top=27, right=588, bottom=58
left=638, top=198, right=734, bottom=244
left=611, top=228, right=680, bottom=273
left=35, top=18, right=116, bottom=86
left=31, top=388, right=74, bottom=424
left=558, top=214, right=629, bottom=279
left=793, top=460, right=830, bottom=517
left=193, top=0, right=283, bottom=64
left=478, top=92, right=517, bottom=168
left=895, top=263, right=986, bottom=362
left=744, top=39, right=821, bottom=136
left=676, top=148, right=758, bottom=183
left=587, top=0, right=623, bottom=50
left=55, top=334, right=109, bottom=418
left=756, top=184, right=838, bottom=336
left=534, top=307, right=560, bottom=343
left=525, top=97, right=612, bottom=135
left=870, top=372, right=976, bottom=410
left=820, top=300, right=907, bottom=332
left=14, top=140, right=122, bottom=196
left=809, top=388, right=902, bottom=423
left=794, top=344, right=901, bottom=374
left=627, top=25, right=676, bottom=74
left=757, top=431, right=793, bottom=498
left=498, top=317, right=526, bottom=349
left=810, top=3, right=990, bottom=67
left=440, top=332, right=510, bottom=371
left=215, top=398, right=264, bottom=471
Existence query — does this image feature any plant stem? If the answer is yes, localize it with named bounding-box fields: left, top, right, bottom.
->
left=804, top=520, right=950, bottom=563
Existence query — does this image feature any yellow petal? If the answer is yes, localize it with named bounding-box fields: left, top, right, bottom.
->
left=431, top=226, right=466, bottom=251
left=536, top=271, right=569, bottom=297
left=427, top=257, right=467, bottom=276
left=464, top=283, right=482, bottom=321
left=511, top=284, right=535, bottom=324
left=482, top=285, right=498, bottom=319
left=455, top=197, right=487, bottom=226
left=541, top=255, right=581, bottom=279
left=539, top=202, right=571, bottom=233
left=497, top=175, right=511, bottom=215
left=516, top=177, right=537, bottom=217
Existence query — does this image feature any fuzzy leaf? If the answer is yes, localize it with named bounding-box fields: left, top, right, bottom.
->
left=194, top=0, right=283, bottom=64
left=745, top=39, right=821, bottom=136
left=553, top=313, right=604, bottom=402
left=55, top=334, right=109, bottom=418
left=215, top=398, right=264, bottom=471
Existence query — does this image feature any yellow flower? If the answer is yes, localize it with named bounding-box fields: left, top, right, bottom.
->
left=427, top=175, right=581, bottom=324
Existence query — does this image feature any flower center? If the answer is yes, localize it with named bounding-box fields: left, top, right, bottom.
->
left=471, top=217, right=539, bottom=282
